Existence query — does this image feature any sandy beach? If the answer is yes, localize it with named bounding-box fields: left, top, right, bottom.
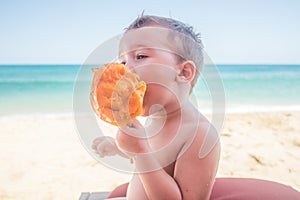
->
left=0, top=111, right=299, bottom=199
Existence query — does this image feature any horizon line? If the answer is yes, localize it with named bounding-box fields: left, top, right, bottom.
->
left=1, top=63, right=300, bottom=65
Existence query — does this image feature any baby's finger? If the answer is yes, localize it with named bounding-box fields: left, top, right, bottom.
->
left=119, top=120, right=146, bottom=139
left=97, top=149, right=106, bottom=157
left=92, top=137, right=105, bottom=144
left=96, top=143, right=112, bottom=157
left=94, top=143, right=103, bottom=155
left=92, top=143, right=100, bottom=150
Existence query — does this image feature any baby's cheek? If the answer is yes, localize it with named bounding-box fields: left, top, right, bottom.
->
left=136, top=64, right=177, bottom=86
left=144, top=84, right=174, bottom=106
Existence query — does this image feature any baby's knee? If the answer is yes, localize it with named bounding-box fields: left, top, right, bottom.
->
left=107, top=182, right=129, bottom=198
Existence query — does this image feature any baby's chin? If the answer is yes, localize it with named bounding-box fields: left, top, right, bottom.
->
left=140, top=90, right=150, bottom=116
left=140, top=104, right=150, bottom=117
left=140, top=88, right=167, bottom=117
left=141, top=102, right=167, bottom=118
left=140, top=100, right=156, bottom=117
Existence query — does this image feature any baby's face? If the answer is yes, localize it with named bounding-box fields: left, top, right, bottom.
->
left=119, top=27, right=184, bottom=115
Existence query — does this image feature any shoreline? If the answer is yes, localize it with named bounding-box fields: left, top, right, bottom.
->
left=2, top=105, right=300, bottom=118
left=0, top=111, right=299, bottom=199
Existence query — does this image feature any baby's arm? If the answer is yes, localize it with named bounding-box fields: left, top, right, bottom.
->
left=133, top=154, right=183, bottom=200
left=116, top=120, right=220, bottom=199
left=131, top=123, right=220, bottom=200
left=174, top=122, right=220, bottom=200
left=117, top=121, right=183, bottom=200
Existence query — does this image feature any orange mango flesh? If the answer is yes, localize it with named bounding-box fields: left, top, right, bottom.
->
left=90, top=63, right=146, bottom=127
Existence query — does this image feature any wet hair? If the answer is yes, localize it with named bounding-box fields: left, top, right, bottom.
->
left=125, top=14, right=204, bottom=92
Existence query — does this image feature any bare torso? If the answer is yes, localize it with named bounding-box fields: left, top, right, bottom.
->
left=126, top=103, right=209, bottom=199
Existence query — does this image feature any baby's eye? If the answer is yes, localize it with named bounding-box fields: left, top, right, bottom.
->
left=120, top=61, right=126, bottom=65
left=136, top=54, right=148, bottom=60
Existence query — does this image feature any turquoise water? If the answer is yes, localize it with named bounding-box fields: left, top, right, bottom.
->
left=0, top=65, right=79, bottom=115
left=196, top=64, right=300, bottom=111
left=1, top=64, right=300, bottom=116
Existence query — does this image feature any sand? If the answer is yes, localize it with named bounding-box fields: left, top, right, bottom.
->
left=0, top=111, right=299, bottom=199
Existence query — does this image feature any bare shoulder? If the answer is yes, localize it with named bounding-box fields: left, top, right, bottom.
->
left=176, top=116, right=220, bottom=164
left=174, top=114, right=221, bottom=199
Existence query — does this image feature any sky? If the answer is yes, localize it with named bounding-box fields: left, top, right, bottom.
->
left=0, top=0, right=300, bottom=64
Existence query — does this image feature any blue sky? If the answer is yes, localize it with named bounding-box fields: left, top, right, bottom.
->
left=1, top=0, right=299, bottom=64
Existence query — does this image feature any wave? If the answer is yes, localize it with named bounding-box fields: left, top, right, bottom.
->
left=0, top=112, right=75, bottom=120
left=2, top=105, right=300, bottom=121
left=0, top=79, right=77, bottom=83
left=225, top=105, right=300, bottom=114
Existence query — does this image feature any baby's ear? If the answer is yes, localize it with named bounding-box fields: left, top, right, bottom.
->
left=176, top=61, right=196, bottom=83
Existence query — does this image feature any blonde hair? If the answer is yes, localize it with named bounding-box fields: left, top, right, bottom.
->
left=125, top=15, right=204, bottom=91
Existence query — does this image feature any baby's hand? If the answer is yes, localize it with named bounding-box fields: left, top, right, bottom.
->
left=116, top=120, right=151, bottom=155
left=92, top=136, right=119, bottom=157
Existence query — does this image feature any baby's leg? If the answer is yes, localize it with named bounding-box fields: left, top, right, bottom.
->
left=107, top=182, right=129, bottom=198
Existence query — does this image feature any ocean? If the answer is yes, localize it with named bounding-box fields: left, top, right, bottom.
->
left=1, top=64, right=300, bottom=117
